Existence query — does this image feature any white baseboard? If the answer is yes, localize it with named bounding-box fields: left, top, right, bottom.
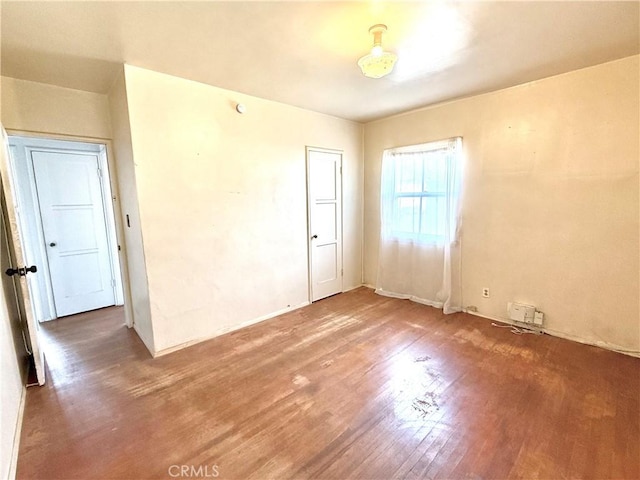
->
left=145, top=287, right=375, bottom=358
left=8, top=386, right=26, bottom=480
left=143, top=288, right=639, bottom=359
left=541, top=326, right=640, bottom=358
left=343, top=283, right=367, bottom=293
left=463, top=308, right=640, bottom=358
left=153, top=301, right=311, bottom=358
left=133, top=323, right=156, bottom=357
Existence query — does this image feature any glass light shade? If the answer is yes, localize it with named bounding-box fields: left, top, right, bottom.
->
left=358, top=51, right=398, bottom=79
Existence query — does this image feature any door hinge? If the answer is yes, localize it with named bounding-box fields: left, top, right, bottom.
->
left=341, top=268, right=343, bottom=277
left=97, top=167, right=102, bottom=178
left=339, top=166, right=342, bottom=175
left=111, top=278, right=116, bottom=287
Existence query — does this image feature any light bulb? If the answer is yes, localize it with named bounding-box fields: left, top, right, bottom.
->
left=358, top=24, right=397, bottom=78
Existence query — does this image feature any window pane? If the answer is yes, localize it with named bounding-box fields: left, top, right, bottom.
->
left=420, top=196, right=446, bottom=237
left=423, top=152, right=446, bottom=193
left=394, top=197, right=420, bottom=234
left=383, top=138, right=461, bottom=244
left=395, top=155, right=423, bottom=193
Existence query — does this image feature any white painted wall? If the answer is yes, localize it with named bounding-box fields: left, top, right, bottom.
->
left=1, top=77, right=111, bottom=139
left=107, top=71, right=155, bottom=353
left=122, top=65, right=363, bottom=354
left=364, top=55, right=640, bottom=352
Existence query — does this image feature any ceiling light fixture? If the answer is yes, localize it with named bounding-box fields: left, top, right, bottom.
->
left=358, top=24, right=397, bottom=79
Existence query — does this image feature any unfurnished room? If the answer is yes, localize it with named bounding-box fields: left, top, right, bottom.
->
left=0, top=1, right=638, bottom=479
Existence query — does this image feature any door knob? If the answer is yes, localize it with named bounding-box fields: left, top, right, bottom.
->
left=311, top=235, right=318, bottom=240
left=5, top=265, right=37, bottom=277
left=49, top=242, right=56, bottom=247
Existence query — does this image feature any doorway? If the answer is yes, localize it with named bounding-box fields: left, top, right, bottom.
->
left=7, top=136, right=123, bottom=321
left=306, top=147, right=343, bottom=302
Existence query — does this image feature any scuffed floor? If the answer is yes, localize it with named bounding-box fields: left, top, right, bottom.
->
left=17, top=287, right=640, bottom=479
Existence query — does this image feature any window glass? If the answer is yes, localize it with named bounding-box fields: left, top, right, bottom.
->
left=382, top=138, right=461, bottom=244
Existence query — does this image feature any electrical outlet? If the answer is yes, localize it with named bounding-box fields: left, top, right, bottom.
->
left=482, top=288, right=490, bottom=298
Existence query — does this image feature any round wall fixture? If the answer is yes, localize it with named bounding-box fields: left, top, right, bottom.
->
left=236, top=103, right=246, bottom=114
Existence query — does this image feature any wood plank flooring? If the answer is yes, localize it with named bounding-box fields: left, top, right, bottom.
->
left=16, top=287, right=640, bottom=479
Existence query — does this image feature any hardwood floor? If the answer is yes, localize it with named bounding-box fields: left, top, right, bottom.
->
left=17, top=287, right=639, bottom=479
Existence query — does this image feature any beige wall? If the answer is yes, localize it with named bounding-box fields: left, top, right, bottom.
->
left=1, top=77, right=111, bottom=139
left=123, top=65, right=363, bottom=353
left=0, top=69, right=365, bottom=357
left=364, top=55, right=639, bottom=351
left=4, top=56, right=636, bottom=357
left=107, top=70, right=155, bottom=353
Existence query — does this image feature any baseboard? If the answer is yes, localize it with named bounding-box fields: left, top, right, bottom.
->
left=148, top=287, right=370, bottom=358
left=153, top=301, right=311, bottom=358
left=541, top=326, right=640, bottom=358
left=132, top=323, right=156, bottom=357
left=8, top=385, right=26, bottom=480
left=462, top=309, right=640, bottom=358
left=148, top=290, right=638, bottom=359
left=343, top=283, right=367, bottom=293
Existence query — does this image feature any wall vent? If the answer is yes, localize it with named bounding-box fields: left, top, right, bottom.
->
left=507, top=302, right=536, bottom=324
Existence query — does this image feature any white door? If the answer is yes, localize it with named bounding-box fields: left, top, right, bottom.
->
left=307, top=147, right=343, bottom=302
left=31, top=150, right=115, bottom=317
left=0, top=126, right=45, bottom=385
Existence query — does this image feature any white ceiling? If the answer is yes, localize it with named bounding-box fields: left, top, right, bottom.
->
left=1, top=1, right=638, bottom=123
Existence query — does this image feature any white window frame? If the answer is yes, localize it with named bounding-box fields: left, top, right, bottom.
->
left=382, top=137, right=462, bottom=245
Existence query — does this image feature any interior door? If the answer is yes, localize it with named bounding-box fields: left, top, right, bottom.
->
left=307, top=147, right=343, bottom=302
left=31, top=149, right=115, bottom=317
left=0, top=127, right=45, bottom=385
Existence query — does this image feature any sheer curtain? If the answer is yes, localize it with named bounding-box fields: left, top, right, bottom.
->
left=375, top=137, right=462, bottom=314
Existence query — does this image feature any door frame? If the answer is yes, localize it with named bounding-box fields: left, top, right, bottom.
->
left=1, top=126, right=45, bottom=385
left=305, top=146, right=344, bottom=303
left=6, top=130, right=133, bottom=328
left=31, top=142, right=122, bottom=315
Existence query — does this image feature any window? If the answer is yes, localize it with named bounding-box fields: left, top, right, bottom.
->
left=381, top=137, right=462, bottom=244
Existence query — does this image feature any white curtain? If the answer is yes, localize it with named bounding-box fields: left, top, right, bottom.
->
left=375, top=137, right=462, bottom=314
